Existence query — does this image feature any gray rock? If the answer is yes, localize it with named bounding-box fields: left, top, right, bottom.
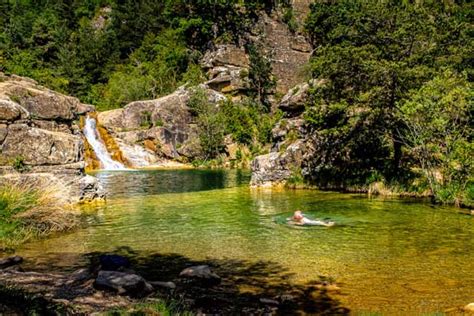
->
left=279, top=80, right=325, bottom=117
left=1, top=125, right=83, bottom=166
left=250, top=140, right=306, bottom=187
left=259, top=298, right=280, bottom=306
left=201, top=44, right=249, bottom=68
left=0, top=98, right=26, bottom=121
left=0, top=256, right=23, bottom=269
left=149, top=281, right=176, bottom=290
left=66, top=268, right=92, bottom=285
left=94, top=270, right=153, bottom=297
left=179, top=265, right=221, bottom=286
left=0, top=124, right=7, bottom=144
left=78, top=175, right=106, bottom=202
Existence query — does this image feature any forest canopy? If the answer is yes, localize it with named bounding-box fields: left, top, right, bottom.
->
left=0, top=0, right=286, bottom=110
left=303, top=0, right=473, bottom=206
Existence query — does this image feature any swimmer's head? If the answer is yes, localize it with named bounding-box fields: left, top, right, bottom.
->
left=293, top=210, right=303, bottom=220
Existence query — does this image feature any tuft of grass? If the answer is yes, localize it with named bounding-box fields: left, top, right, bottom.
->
left=11, top=156, right=29, bottom=173
left=0, top=180, right=80, bottom=251
left=104, top=298, right=193, bottom=316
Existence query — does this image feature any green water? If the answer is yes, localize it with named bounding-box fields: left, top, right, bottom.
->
left=14, top=170, right=474, bottom=313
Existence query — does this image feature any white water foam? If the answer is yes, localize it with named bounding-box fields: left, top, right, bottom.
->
left=83, top=116, right=127, bottom=170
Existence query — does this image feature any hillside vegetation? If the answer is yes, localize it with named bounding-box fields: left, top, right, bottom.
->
left=303, top=1, right=473, bottom=206
left=1, top=0, right=472, bottom=206
left=0, top=0, right=287, bottom=110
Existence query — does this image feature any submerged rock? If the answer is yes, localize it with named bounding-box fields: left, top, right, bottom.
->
left=94, top=270, right=153, bottom=297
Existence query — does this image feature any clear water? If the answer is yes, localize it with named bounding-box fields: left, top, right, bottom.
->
left=14, top=170, right=474, bottom=313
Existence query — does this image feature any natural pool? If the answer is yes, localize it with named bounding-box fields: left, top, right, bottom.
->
left=14, top=170, right=474, bottom=313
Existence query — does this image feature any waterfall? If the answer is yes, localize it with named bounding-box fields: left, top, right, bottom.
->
left=83, top=116, right=126, bottom=170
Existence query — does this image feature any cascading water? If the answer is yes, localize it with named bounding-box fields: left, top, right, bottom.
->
left=83, top=116, right=126, bottom=170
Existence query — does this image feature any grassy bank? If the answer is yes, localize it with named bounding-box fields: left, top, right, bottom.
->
left=284, top=177, right=474, bottom=209
left=0, top=180, right=81, bottom=252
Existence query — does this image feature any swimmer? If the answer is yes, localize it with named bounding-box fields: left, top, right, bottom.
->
left=288, top=210, right=335, bottom=227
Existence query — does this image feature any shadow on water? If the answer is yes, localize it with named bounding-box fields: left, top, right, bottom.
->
left=81, top=246, right=350, bottom=315
left=91, top=169, right=251, bottom=198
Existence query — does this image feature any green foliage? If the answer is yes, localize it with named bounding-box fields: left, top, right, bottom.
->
left=303, top=0, right=473, bottom=191
left=188, top=89, right=280, bottom=160
left=247, top=44, right=276, bottom=111
left=0, top=184, right=38, bottom=220
left=12, top=156, right=29, bottom=173
left=399, top=70, right=473, bottom=206
left=140, top=111, right=152, bottom=129
left=0, top=1, right=286, bottom=108
left=188, top=88, right=225, bottom=159
left=282, top=7, right=298, bottom=33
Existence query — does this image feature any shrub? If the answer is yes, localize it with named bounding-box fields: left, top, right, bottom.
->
left=12, top=156, right=29, bottom=173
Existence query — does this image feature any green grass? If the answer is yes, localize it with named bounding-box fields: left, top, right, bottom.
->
left=104, top=299, right=193, bottom=316
left=0, top=181, right=80, bottom=251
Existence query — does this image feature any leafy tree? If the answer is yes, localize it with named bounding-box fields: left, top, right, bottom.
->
left=247, top=44, right=276, bottom=111
left=188, top=88, right=225, bottom=158
left=399, top=70, right=473, bottom=206
left=303, top=0, right=473, bottom=187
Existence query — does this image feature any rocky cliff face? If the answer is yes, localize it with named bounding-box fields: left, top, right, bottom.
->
left=250, top=81, right=316, bottom=187
left=0, top=73, right=104, bottom=202
left=201, top=5, right=312, bottom=99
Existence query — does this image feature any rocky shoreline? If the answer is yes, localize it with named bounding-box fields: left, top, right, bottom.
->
left=0, top=253, right=349, bottom=315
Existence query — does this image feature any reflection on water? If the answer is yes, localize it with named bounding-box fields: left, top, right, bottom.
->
left=90, top=169, right=250, bottom=198
left=15, top=170, right=474, bottom=313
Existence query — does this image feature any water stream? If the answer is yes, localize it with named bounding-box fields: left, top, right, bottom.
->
left=14, top=170, right=474, bottom=313
left=83, top=116, right=126, bottom=170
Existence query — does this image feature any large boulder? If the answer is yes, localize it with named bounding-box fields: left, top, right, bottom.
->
left=0, top=73, right=103, bottom=204
left=97, top=85, right=224, bottom=163
left=1, top=124, right=83, bottom=166
left=0, top=77, right=84, bottom=121
left=251, top=140, right=306, bottom=187
left=94, top=270, right=153, bottom=297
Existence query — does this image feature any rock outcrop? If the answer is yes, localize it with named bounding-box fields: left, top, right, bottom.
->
left=200, top=4, right=312, bottom=98
left=278, top=79, right=325, bottom=117
left=0, top=73, right=103, bottom=202
left=97, top=85, right=225, bottom=165
left=250, top=81, right=312, bottom=187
